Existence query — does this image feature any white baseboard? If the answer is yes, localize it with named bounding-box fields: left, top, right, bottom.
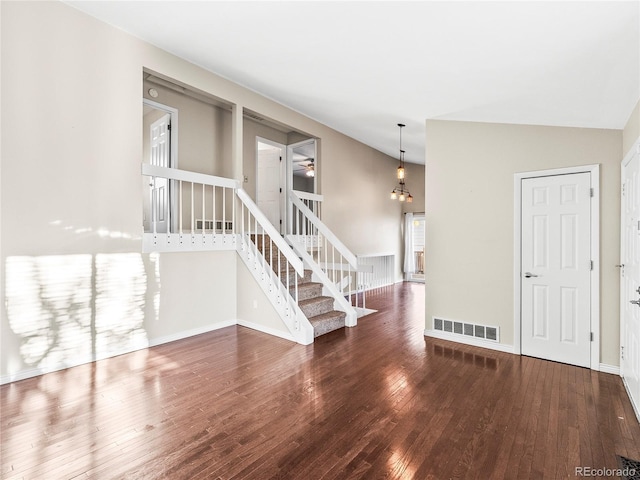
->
left=148, top=320, right=236, bottom=348
left=424, top=328, right=515, bottom=354
left=236, top=319, right=295, bottom=342
left=599, top=363, right=620, bottom=375
left=0, top=320, right=237, bottom=385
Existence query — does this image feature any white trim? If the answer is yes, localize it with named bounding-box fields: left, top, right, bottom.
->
left=619, top=138, right=640, bottom=416
left=424, top=329, right=515, bottom=354
left=141, top=163, right=239, bottom=189
left=622, top=377, right=640, bottom=424
left=148, top=320, right=236, bottom=348
left=599, top=363, right=621, bottom=375
left=0, top=320, right=236, bottom=385
left=143, top=99, right=179, bottom=169
left=292, top=189, right=324, bottom=202
left=513, top=164, right=600, bottom=370
left=236, top=320, right=296, bottom=342
left=143, top=98, right=179, bottom=232
left=287, top=138, right=318, bottom=233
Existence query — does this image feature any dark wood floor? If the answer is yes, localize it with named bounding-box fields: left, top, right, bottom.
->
left=2, top=282, right=640, bottom=479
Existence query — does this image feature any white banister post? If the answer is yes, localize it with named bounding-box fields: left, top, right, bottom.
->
left=179, top=181, right=183, bottom=235
left=190, top=182, right=194, bottom=234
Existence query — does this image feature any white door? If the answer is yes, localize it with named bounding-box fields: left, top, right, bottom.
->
left=521, top=172, right=592, bottom=367
left=256, top=141, right=284, bottom=232
left=621, top=144, right=640, bottom=413
left=150, top=113, right=171, bottom=233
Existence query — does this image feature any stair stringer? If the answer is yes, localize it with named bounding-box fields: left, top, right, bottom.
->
left=236, top=236, right=314, bottom=345
left=285, top=235, right=358, bottom=328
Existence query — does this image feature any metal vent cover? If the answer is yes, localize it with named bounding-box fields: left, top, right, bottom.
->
left=433, top=317, right=500, bottom=343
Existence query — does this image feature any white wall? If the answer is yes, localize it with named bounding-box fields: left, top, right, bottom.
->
left=0, top=1, right=412, bottom=381
left=425, top=120, right=621, bottom=366
left=623, top=99, right=640, bottom=156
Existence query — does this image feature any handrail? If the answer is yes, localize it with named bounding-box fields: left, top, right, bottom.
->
left=290, top=193, right=357, bottom=268
left=292, top=190, right=324, bottom=202
left=142, top=163, right=239, bottom=189
left=236, top=188, right=304, bottom=277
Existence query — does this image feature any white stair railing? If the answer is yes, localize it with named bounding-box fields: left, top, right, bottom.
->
left=235, top=188, right=313, bottom=344
left=287, top=192, right=359, bottom=326
left=291, top=189, right=323, bottom=220
left=141, top=165, right=314, bottom=344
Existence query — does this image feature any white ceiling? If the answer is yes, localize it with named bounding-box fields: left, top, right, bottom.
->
left=67, top=1, right=639, bottom=165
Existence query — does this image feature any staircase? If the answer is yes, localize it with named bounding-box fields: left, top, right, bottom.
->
left=253, top=235, right=346, bottom=337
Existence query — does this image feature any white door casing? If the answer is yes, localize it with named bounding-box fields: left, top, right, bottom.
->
left=514, top=165, right=600, bottom=370
left=150, top=113, right=171, bottom=234
left=286, top=138, right=317, bottom=234
left=621, top=142, right=640, bottom=417
left=256, top=139, right=285, bottom=233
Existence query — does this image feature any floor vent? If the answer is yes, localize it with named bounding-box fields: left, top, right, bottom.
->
left=433, top=317, right=499, bottom=343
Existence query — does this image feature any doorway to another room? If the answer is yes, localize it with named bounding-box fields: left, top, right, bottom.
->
left=256, top=138, right=286, bottom=234
left=514, top=165, right=599, bottom=370
left=404, top=213, right=425, bottom=282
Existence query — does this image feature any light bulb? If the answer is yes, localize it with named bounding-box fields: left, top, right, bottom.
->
left=399, top=192, right=406, bottom=202
left=390, top=191, right=397, bottom=200
left=397, top=166, right=405, bottom=180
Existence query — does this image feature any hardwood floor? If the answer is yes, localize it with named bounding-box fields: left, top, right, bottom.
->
left=2, top=282, right=640, bottom=479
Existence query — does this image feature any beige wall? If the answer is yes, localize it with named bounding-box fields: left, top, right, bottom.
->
left=143, top=80, right=232, bottom=177
left=425, top=120, right=622, bottom=366
left=0, top=1, right=408, bottom=380
left=402, top=162, right=426, bottom=215
left=623, top=99, right=640, bottom=156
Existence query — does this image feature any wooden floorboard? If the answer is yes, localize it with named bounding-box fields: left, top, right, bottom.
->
left=2, top=282, right=640, bottom=479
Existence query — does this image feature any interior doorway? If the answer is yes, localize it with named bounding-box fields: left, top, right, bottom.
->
left=288, top=139, right=317, bottom=196
left=142, top=99, right=178, bottom=233
left=620, top=142, right=640, bottom=418
left=256, top=138, right=285, bottom=233
left=514, top=165, right=600, bottom=370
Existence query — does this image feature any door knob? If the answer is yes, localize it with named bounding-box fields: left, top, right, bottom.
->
left=524, top=272, right=539, bottom=278
left=631, top=300, right=640, bottom=306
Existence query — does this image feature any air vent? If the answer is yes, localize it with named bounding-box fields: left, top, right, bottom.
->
left=433, top=317, right=499, bottom=343
left=195, top=219, right=233, bottom=232
left=245, top=112, right=265, bottom=122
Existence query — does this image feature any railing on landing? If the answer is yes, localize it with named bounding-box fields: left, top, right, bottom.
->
left=141, top=164, right=238, bottom=252
left=287, top=191, right=365, bottom=324
left=140, top=164, right=314, bottom=344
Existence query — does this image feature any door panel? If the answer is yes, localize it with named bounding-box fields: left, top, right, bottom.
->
left=622, top=146, right=640, bottom=413
left=256, top=142, right=284, bottom=232
left=150, top=113, right=171, bottom=233
left=521, top=173, right=591, bottom=367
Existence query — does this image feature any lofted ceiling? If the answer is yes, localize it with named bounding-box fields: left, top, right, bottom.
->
left=67, top=1, right=639, bottom=165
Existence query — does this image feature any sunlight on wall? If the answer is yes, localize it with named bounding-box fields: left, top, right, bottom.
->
left=5, top=253, right=156, bottom=376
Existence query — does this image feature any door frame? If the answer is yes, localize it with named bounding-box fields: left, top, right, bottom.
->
left=143, top=98, right=178, bottom=168
left=513, top=164, right=600, bottom=370
left=255, top=136, right=286, bottom=233
left=286, top=138, right=318, bottom=234
left=143, top=99, right=179, bottom=232
left=620, top=140, right=640, bottom=398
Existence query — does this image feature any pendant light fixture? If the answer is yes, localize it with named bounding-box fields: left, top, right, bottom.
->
left=390, top=123, right=413, bottom=203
